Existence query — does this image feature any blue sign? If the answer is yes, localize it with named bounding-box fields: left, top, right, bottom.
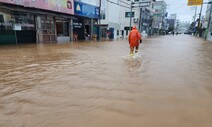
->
left=74, top=1, right=100, bottom=19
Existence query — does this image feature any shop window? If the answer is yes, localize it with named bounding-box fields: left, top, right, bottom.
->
left=124, top=27, right=130, bottom=31
left=0, top=15, right=4, bottom=23
left=12, top=13, right=35, bottom=30
left=101, top=13, right=105, bottom=19
left=117, top=30, right=119, bottom=36
left=41, top=15, right=56, bottom=42
left=121, top=30, right=124, bottom=36
left=56, top=20, right=69, bottom=36
left=0, top=13, right=35, bottom=31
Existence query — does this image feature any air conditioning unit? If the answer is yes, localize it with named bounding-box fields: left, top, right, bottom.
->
left=133, top=18, right=138, bottom=23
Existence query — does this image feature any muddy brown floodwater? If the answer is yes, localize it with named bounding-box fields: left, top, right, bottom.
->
left=0, top=35, right=212, bottom=127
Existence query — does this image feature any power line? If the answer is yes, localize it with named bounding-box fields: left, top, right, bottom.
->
left=107, top=0, right=145, bottom=10
left=119, top=0, right=131, bottom=6
left=107, top=0, right=130, bottom=9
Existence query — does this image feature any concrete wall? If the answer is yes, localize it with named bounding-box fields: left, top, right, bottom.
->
left=100, top=0, right=121, bottom=39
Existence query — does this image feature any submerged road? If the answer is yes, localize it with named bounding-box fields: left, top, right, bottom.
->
left=0, top=35, right=212, bottom=127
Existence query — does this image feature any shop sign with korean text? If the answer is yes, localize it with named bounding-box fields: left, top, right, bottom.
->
left=187, top=0, right=203, bottom=6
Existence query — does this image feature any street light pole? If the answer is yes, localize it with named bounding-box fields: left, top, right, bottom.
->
left=130, top=1, right=133, bottom=30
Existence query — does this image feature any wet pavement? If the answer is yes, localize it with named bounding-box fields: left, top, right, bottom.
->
left=0, top=35, right=212, bottom=127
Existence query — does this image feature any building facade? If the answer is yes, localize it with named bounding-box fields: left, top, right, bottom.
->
left=118, top=0, right=140, bottom=39
left=100, top=0, right=155, bottom=40
left=140, top=3, right=155, bottom=36
left=152, top=0, right=167, bottom=35
left=100, top=0, right=121, bottom=40
left=119, top=0, right=155, bottom=38
left=0, top=0, right=100, bottom=45
left=167, top=13, right=177, bottom=32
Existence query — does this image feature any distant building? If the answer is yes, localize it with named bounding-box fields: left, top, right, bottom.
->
left=169, top=14, right=177, bottom=20
left=139, top=1, right=155, bottom=36
left=167, top=13, right=177, bottom=32
left=166, top=19, right=175, bottom=32
left=152, top=0, right=167, bottom=35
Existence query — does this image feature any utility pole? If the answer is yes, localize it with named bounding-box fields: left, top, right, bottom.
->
left=130, top=1, right=133, bottom=30
left=198, top=3, right=203, bottom=27
left=197, top=1, right=203, bottom=36
left=139, top=7, right=142, bottom=31
left=98, top=0, right=101, bottom=41
left=194, top=6, right=197, bottom=22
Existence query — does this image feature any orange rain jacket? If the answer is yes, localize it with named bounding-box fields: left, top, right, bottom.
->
left=128, top=26, right=141, bottom=47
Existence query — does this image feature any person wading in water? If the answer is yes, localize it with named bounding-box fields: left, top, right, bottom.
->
left=128, top=26, right=142, bottom=56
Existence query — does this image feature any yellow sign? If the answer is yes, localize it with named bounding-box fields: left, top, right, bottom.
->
left=187, top=0, right=203, bottom=6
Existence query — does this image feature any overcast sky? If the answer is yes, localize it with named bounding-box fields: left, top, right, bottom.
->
left=165, top=0, right=209, bottom=22
left=76, top=0, right=209, bottom=22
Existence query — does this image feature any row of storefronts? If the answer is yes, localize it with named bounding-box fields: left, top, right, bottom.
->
left=0, top=0, right=100, bottom=45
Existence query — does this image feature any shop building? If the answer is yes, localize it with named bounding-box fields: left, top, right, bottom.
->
left=73, top=1, right=100, bottom=41
left=0, top=0, right=100, bottom=45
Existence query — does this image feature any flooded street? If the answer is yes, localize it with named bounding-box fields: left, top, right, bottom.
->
left=0, top=35, right=212, bottom=127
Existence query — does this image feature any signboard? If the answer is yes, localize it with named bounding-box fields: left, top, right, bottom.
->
left=0, top=0, right=74, bottom=14
left=13, top=24, right=22, bottom=31
left=73, top=22, right=83, bottom=28
left=187, top=0, right=203, bottom=6
left=138, top=2, right=151, bottom=7
left=125, top=12, right=135, bottom=18
left=75, top=0, right=99, bottom=6
left=132, top=1, right=151, bottom=8
left=74, top=1, right=100, bottom=19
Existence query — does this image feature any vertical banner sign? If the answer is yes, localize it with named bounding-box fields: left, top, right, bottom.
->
left=187, top=0, right=203, bottom=6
